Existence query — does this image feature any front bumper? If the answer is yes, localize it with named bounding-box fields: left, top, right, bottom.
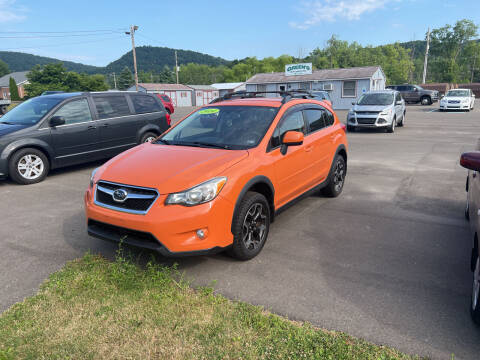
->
left=85, top=185, right=235, bottom=256
left=440, top=103, right=470, bottom=110
left=347, top=115, right=391, bottom=128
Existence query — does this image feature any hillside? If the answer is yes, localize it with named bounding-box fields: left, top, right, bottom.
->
left=104, top=46, right=229, bottom=73
left=0, top=51, right=102, bottom=74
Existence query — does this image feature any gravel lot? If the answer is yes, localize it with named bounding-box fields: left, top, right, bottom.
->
left=1, top=105, right=480, bottom=359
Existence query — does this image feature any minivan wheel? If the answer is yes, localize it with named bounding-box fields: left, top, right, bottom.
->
left=140, top=132, right=157, bottom=143
left=9, top=148, right=49, bottom=185
left=321, top=155, right=346, bottom=198
left=471, top=248, right=480, bottom=325
left=228, top=191, right=270, bottom=260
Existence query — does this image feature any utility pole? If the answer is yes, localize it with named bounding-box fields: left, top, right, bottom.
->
left=126, top=25, right=139, bottom=91
left=422, top=28, right=430, bottom=85
left=175, top=50, right=179, bottom=84
left=112, top=72, right=117, bottom=89
left=471, top=53, right=477, bottom=83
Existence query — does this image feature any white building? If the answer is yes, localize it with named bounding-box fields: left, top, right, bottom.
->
left=189, top=85, right=219, bottom=106
left=129, top=83, right=194, bottom=107
left=211, top=82, right=246, bottom=97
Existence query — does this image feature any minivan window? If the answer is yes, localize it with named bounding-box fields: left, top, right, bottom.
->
left=0, top=97, right=62, bottom=126
left=93, top=95, right=130, bottom=119
left=304, top=109, right=325, bottom=133
left=54, top=98, right=92, bottom=125
left=131, top=94, right=162, bottom=114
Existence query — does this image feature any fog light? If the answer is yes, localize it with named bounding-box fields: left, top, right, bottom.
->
left=378, top=118, right=387, bottom=124
left=196, top=229, right=208, bottom=239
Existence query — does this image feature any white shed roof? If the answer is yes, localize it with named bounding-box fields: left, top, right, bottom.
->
left=211, top=82, right=245, bottom=90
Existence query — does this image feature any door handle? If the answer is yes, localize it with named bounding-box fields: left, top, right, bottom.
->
left=304, top=145, right=313, bottom=152
left=101, top=123, right=109, bottom=127
left=87, top=125, right=97, bottom=130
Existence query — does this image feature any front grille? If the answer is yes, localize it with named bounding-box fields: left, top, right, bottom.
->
left=355, top=111, right=380, bottom=115
left=94, top=181, right=158, bottom=214
left=356, top=117, right=376, bottom=125
left=88, top=219, right=161, bottom=249
left=448, top=100, right=460, bottom=104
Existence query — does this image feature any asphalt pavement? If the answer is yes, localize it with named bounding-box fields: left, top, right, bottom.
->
left=1, top=105, right=480, bottom=359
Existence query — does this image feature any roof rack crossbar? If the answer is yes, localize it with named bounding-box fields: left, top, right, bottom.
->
left=209, top=90, right=316, bottom=104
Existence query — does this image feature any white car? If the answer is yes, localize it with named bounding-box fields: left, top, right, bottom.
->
left=439, top=88, right=475, bottom=111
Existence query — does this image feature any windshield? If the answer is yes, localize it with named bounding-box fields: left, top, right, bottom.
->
left=446, top=90, right=470, bottom=97
left=0, top=97, right=62, bottom=125
left=159, top=106, right=278, bottom=149
left=357, top=93, right=394, bottom=106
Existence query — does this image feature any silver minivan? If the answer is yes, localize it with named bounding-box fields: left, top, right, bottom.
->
left=347, top=90, right=406, bottom=133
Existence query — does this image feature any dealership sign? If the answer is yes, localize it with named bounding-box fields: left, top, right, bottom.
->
left=285, top=63, right=312, bottom=76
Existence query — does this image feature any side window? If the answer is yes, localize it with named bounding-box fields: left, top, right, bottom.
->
left=324, top=110, right=334, bottom=126
left=304, top=109, right=326, bottom=133
left=397, top=86, right=405, bottom=91
left=53, top=98, right=92, bottom=125
left=270, top=110, right=305, bottom=148
left=131, top=94, right=162, bottom=114
left=93, top=95, right=131, bottom=119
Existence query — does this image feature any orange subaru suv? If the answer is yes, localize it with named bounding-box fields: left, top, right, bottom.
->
left=85, top=91, right=348, bottom=260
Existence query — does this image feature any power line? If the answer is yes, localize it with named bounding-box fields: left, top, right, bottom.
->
left=0, top=36, right=125, bottom=51
left=0, top=31, right=124, bottom=39
left=0, top=28, right=126, bottom=34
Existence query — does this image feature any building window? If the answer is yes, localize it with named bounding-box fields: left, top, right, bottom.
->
left=342, top=81, right=356, bottom=97
left=299, top=82, right=311, bottom=90
left=257, top=84, right=267, bottom=97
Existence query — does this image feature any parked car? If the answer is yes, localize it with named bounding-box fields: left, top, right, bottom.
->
left=0, top=98, right=10, bottom=115
left=0, top=92, right=170, bottom=185
left=460, top=151, right=480, bottom=324
left=155, top=94, right=174, bottom=114
left=85, top=91, right=348, bottom=260
left=440, top=88, right=475, bottom=111
left=386, top=84, right=439, bottom=105
left=347, top=90, right=405, bottom=133
left=310, top=91, right=333, bottom=107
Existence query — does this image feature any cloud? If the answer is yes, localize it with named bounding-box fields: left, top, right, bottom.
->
left=0, top=0, right=27, bottom=23
left=289, top=0, right=398, bottom=29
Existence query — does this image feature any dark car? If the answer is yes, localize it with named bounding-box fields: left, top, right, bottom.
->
left=155, top=94, right=174, bottom=114
left=386, top=84, right=438, bottom=105
left=0, top=91, right=170, bottom=184
left=310, top=91, right=332, bottom=107
left=461, top=150, right=480, bottom=324
left=41, top=91, right=65, bottom=96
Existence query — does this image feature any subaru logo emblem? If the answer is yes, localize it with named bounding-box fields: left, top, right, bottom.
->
left=113, top=188, right=128, bottom=202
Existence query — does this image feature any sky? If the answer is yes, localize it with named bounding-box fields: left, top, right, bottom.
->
left=0, top=0, right=479, bottom=67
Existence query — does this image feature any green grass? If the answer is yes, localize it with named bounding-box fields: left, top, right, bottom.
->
left=0, top=252, right=424, bottom=360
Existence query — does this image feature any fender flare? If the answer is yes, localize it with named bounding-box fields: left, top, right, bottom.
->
left=1, top=138, right=55, bottom=168
left=231, top=175, right=275, bottom=233
left=324, top=144, right=348, bottom=182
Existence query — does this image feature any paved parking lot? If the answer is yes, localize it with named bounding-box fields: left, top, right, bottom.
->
left=1, top=105, right=480, bottom=359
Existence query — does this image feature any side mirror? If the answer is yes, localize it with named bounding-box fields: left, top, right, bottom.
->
left=351, top=102, right=356, bottom=105
left=281, top=131, right=304, bottom=155
left=49, top=116, right=65, bottom=127
left=395, top=100, right=402, bottom=105
left=460, top=152, right=480, bottom=171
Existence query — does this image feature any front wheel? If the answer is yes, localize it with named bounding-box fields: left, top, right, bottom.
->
left=228, top=192, right=270, bottom=260
left=398, top=112, right=405, bottom=127
left=471, top=248, right=480, bottom=325
left=421, top=96, right=432, bottom=105
left=9, top=148, right=50, bottom=185
left=140, top=132, right=158, bottom=143
left=387, top=117, right=396, bottom=133
left=321, top=155, right=346, bottom=198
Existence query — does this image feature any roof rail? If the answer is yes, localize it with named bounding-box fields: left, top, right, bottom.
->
left=209, top=90, right=316, bottom=104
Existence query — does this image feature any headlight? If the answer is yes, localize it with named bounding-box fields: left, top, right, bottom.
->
left=90, top=167, right=99, bottom=188
left=380, top=108, right=392, bottom=116
left=165, top=177, right=227, bottom=206
left=348, top=110, right=355, bottom=116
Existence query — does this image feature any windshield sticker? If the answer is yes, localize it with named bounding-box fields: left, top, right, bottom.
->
left=198, top=108, right=220, bottom=115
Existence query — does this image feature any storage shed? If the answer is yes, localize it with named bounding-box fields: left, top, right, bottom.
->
left=129, top=83, right=193, bottom=107
left=211, top=82, right=246, bottom=97
left=245, top=66, right=386, bottom=109
left=188, top=85, right=219, bottom=106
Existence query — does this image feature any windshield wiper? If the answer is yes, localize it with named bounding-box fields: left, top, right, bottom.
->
left=176, top=141, right=230, bottom=150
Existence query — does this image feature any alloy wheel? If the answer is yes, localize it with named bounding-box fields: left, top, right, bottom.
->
left=242, top=203, right=267, bottom=251
left=333, top=159, right=345, bottom=192
left=144, top=136, right=156, bottom=143
left=17, top=154, right=44, bottom=180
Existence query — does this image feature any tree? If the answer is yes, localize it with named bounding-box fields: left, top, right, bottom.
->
left=9, top=77, right=20, bottom=100
left=24, top=63, right=108, bottom=97
left=117, top=66, right=134, bottom=90
left=0, top=59, right=9, bottom=77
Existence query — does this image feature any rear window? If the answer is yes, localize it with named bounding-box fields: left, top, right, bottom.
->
left=93, top=95, right=131, bottom=119
left=131, top=94, right=162, bottom=114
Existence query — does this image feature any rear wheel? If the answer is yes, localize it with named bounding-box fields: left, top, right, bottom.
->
left=140, top=132, right=157, bottom=143
left=9, top=148, right=49, bottom=185
left=228, top=192, right=270, bottom=260
left=471, top=247, right=480, bottom=325
left=321, top=155, right=346, bottom=198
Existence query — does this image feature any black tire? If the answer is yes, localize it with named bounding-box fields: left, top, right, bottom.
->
left=347, top=125, right=355, bottom=132
left=398, top=112, right=405, bottom=127
left=421, top=96, right=432, bottom=105
left=471, top=246, right=480, bottom=325
left=228, top=191, right=270, bottom=260
left=387, top=117, right=396, bottom=133
left=321, top=155, right=346, bottom=198
left=140, top=132, right=158, bottom=143
left=166, top=108, right=172, bottom=114
left=9, top=148, right=50, bottom=185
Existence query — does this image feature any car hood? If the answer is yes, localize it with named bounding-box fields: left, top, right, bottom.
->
left=0, top=123, right=30, bottom=137
left=442, top=96, right=469, bottom=101
left=353, top=105, right=392, bottom=112
left=98, top=143, right=249, bottom=193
